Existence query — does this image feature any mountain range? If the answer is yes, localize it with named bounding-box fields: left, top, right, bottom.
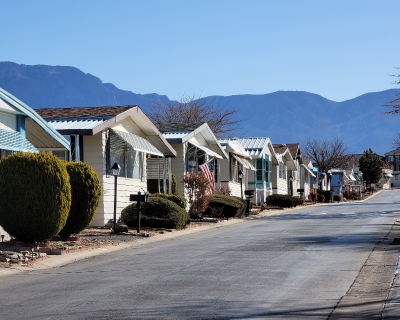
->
left=0, top=61, right=398, bottom=156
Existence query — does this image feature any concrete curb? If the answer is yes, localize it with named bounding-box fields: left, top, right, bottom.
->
left=0, top=189, right=386, bottom=277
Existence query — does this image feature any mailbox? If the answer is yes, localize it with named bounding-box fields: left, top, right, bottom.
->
left=130, top=193, right=149, bottom=202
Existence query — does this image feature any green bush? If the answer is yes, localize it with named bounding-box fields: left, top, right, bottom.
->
left=333, top=194, right=342, bottom=201
left=206, top=195, right=247, bottom=218
left=150, top=193, right=187, bottom=209
left=317, top=190, right=332, bottom=202
left=171, top=173, right=177, bottom=195
left=59, top=162, right=101, bottom=238
left=0, top=152, right=71, bottom=242
left=121, top=197, right=190, bottom=229
left=266, top=194, right=303, bottom=208
left=318, top=194, right=325, bottom=202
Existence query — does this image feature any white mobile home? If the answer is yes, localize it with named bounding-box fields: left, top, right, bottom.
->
left=36, top=106, right=176, bottom=226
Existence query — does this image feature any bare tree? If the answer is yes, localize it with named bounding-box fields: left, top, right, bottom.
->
left=392, top=132, right=400, bottom=149
left=147, top=94, right=242, bottom=138
left=383, top=68, right=400, bottom=115
left=302, top=137, right=352, bottom=173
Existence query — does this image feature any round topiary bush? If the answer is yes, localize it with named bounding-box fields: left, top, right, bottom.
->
left=0, top=152, right=71, bottom=243
left=121, top=197, right=190, bottom=229
left=206, top=195, right=247, bottom=218
left=150, top=193, right=187, bottom=209
left=59, top=162, right=101, bottom=238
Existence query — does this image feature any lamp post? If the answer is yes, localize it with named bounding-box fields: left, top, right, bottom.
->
left=111, top=162, right=121, bottom=234
left=289, top=174, right=294, bottom=196
left=238, top=169, right=243, bottom=199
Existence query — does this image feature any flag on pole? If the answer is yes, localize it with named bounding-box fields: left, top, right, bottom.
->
left=199, top=159, right=215, bottom=194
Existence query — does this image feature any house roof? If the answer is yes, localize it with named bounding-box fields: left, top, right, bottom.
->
left=228, top=137, right=279, bottom=164
left=0, top=88, right=70, bottom=150
left=218, top=140, right=251, bottom=159
left=156, top=122, right=205, bottom=132
left=385, top=147, right=400, bottom=156
left=158, top=122, right=228, bottom=159
left=35, top=106, right=133, bottom=119
left=35, top=106, right=177, bottom=157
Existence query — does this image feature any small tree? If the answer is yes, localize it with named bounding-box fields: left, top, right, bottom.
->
left=0, top=152, right=71, bottom=243
left=59, top=162, right=101, bottom=238
left=181, top=171, right=210, bottom=218
left=171, top=173, right=178, bottom=195
left=359, top=149, right=382, bottom=187
left=302, top=137, right=352, bottom=173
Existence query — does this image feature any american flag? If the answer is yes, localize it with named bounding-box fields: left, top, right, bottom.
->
left=199, top=159, right=215, bottom=194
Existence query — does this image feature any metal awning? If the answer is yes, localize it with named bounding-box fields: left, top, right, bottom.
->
left=232, top=154, right=256, bottom=171
left=384, top=173, right=393, bottom=178
left=301, top=164, right=316, bottom=178
left=348, top=173, right=356, bottom=181
left=0, top=129, right=38, bottom=153
left=111, top=129, right=164, bottom=157
left=189, top=141, right=223, bottom=159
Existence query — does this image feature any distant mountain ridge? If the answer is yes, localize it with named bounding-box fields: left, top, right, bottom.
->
left=0, top=61, right=398, bottom=155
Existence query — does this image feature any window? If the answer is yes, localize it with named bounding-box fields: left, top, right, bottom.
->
left=256, top=159, right=263, bottom=181
left=109, top=132, right=143, bottom=179
left=388, top=156, right=394, bottom=162
left=230, top=155, right=242, bottom=183
left=264, top=160, right=269, bottom=182
left=187, top=143, right=206, bottom=172
left=52, top=150, right=67, bottom=161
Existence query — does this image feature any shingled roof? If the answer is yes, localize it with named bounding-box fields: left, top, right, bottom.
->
left=35, top=106, right=136, bottom=119
left=156, top=122, right=205, bottom=132
left=273, top=143, right=299, bottom=159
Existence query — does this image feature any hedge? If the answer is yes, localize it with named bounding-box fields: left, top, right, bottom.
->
left=0, top=152, right=71, bottom=242
left=150, top=193, right=187, bottom=209
left=147, top=179, right=172, bottom=194
left=121, top=197, right=190, bottom=229
left=59, top=162, right=101, bottom=238
left=333, top=194, right=342, bottom=201
left=206, top=195, right=247, bottom=218
left=317, top=190, right=332, bottom=202
left=266, top=194, right=303, bottom=208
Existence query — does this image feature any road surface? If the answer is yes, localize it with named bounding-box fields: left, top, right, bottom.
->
left=1, top=190, right=399, bottom=319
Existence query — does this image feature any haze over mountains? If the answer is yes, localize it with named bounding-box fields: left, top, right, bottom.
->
left=0, top=61, right=398, bottom=156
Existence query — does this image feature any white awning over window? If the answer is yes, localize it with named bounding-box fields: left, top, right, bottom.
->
left=232, top=154, right=257, bottom=171
left=189, top=141, right=223, bottom=159
left=301, top=164, right=316, bottom=178
left=111, top=129, right=164, bottom=157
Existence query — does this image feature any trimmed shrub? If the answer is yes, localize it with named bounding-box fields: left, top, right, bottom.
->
left=317, top=190, right=332, bottom=202
left=318, top=194, right=325, bottom=202
left=171, top=173, right=177, bottom=195
left=333, top=194, right=342, bottom=201
left=150, top=193, right=187, bottom=209
left=266, top=194, right=303, bottom=208
left=121, top=197, right=190, bottom=229
left=59, top=162, right=101, bottom=238
left=206, top=195, right=247, bottom=218
left=0, top=152, right=71, bottom=242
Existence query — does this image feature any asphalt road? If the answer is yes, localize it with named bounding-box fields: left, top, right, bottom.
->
left=1, top=190, right=400, bottom=320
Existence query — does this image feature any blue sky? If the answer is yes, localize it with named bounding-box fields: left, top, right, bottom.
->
left=1, top=1, right=399, bottom=101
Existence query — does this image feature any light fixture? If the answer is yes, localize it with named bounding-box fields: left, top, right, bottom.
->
left=111, top=162, right=121, bottom=177
left=111, top=162, right=121, bottom=234
left=238, top=170, right=243, bottom=180
left=289, top=174, right=293, bottom=182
